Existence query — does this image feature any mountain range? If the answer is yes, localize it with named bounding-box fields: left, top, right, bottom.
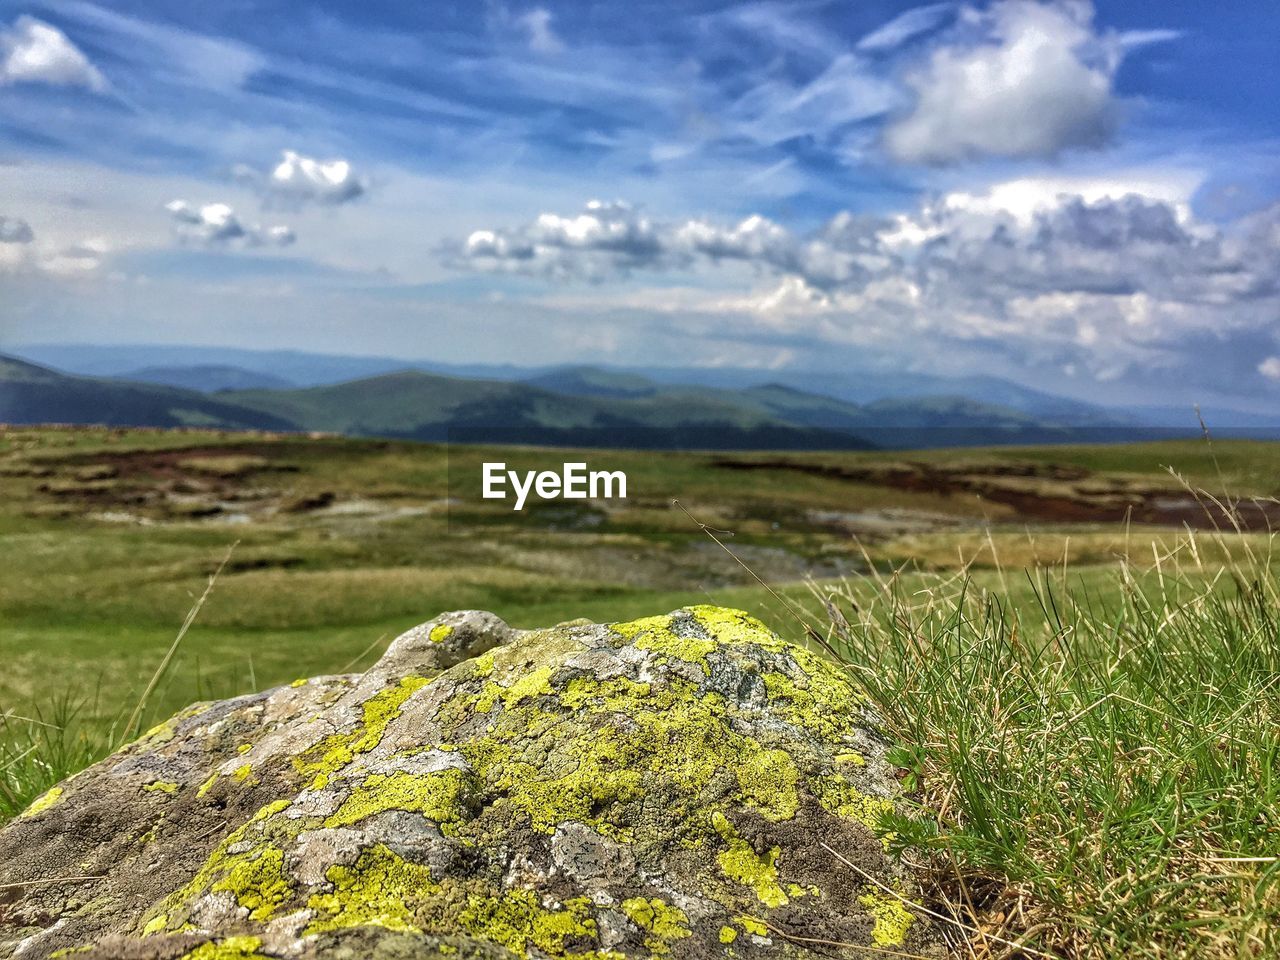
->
left=3, top=345, right=1275, bottom=449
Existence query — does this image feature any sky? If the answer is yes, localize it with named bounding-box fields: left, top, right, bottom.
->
left=0, top=0, right=1277, bottom=408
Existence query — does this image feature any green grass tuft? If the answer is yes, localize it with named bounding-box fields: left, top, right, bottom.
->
left=820, top=529, right=1280, bottom=958
left=0, top=695, right=111, bottom=821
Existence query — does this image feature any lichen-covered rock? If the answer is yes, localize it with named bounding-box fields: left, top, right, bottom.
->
left=0, top=607, right=939, bottom=959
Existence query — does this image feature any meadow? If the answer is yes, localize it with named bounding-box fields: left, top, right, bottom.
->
left=1, top=425, right=1277, bottom=957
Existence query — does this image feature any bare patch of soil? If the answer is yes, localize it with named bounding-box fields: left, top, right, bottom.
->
left=26, top=444, right=311, bottom=522
left=714, top=457, right=1280, bottom=530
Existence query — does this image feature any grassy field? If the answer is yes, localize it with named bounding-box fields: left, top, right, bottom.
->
left=3, top=425, right=1275, bottom=728
left=2, top=425, right=1278, bottom=957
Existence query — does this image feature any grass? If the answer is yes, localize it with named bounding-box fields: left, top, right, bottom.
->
left=0, top=697, right=109, bottom=822
left=818, top=523, right=1280, bottom=957
left=2, top=426, right=1279, bottom=955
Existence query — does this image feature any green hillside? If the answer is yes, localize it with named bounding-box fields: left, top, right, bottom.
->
left=3, top=353, right=1136, bottom=449
left=0, top=355, right=294, bottom=432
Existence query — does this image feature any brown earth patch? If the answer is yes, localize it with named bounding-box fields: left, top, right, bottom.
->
left=713, top=458, right=1280, bottom=530
left=23, top=444, right=307, bottom=522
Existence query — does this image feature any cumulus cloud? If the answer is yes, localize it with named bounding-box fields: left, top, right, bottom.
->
left=0, top=16, right=107, bottom=91
left=234, top=150, right=367, bottom=207
left=460, top=201, right=670, bottom=281
left=0, top=215, right=34, bottom=244
left=165, top=200, right=295, bottom=249
left=454, top=200, right=888, bottom=287
left=883, top=1, right=1141, bottom=165
left=1259, top=358, right=1280, bottom=381
left=451, top=183, right=1280, bottom=383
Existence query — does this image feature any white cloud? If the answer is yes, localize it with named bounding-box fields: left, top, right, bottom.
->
left=41, top=238, right=109, bottom=276
left=460, top=200, right=669, bottom=280
left=0, top=215, right=34, bottom=244
left=165, top=200, right=295, bottom=248
left=0, top=230, right=107, bottom=275
left=726, top=53, right=901, bottom=146
left=515, top=8, right=564, bottom=54
left=0, top=15, right=106, bottom=91
left=856, top=3, right=954, bottom=53
left=883, top=1, right=1143, bottom=165
left=37, top=3, right=260, bottom=93
left=937, top=170, right=1203, bottom=225
left=1259, top=358, right=1280, bottom=381
left=237, top=150, right=367, bottom=207
left=487, top=5, right=565, bottom=54
left=451, top=184, right=1280, bottom=384
left=454, top=200, right=884, bottom=287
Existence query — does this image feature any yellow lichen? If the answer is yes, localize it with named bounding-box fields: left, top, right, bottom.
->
left=785, top=882, right=819, bottom=899
left=176, top=935, right=270, bottom=959
left=463, top=720, right=643, bottom=840
left=475, top=666, right=555, bottom=712
left=294, top=675, right=431, bottom=788
left=429, top=623, right=455, bottom=643
left=324, top=768, right=469, bottom=832
left=612, top=613, right=717, bottom=672
left=719, top=925, right=737, bottom=944
left=138, top=720, right=175, bottom=743
left=211, top=846, right=291, bottom=921
left=306, top=843, right=436, bottom=935
left=733, top=748, right=799, bottom=821
left=857, top=888, right=914, bottom=947
left=688, top=606, right=775, bottom=647
left=141, top=914, right=168, bottom=935
left=142, top=800, right=293, bottom=931
left=143, top=780, right=179, bottom=794
left=621, top=897, right=691, bottom=956
left=458, top=888, right=598, bottom=956
left=735, top=914, right=768, bottom=937
left=712, top=812, right=788, bottom=908
left=454, top=660, right=807, bottom=839
left=21, top=786, right=63, bottom=818
left=812, top=774, right=895, bottom=840
left=558, top=675, right=651, bottom=711
left=196, top=773, right=219, bottom=798
left=760, top=668, right=863, bottom=742
left=233, top=764, right=254, bottom=784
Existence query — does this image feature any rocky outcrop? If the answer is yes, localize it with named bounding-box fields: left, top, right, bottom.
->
left=0, top=606, right=938, bottom=958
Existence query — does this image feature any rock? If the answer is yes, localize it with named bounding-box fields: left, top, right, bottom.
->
left=0, top=607, right=939, bottom=959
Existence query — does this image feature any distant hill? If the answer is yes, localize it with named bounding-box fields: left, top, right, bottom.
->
left=8, top=351, right=1249, bottom=449
left=213, top=368, right=1145, bottom=448
left=523, top=366, right=658, bottom=399
left=121, top=365, right=297, bottom=393
left=0, top=356, right=296, bottom=432
left=10, top=344, right=1122, bottom=419
left=220, top=369, right=874, bottom=449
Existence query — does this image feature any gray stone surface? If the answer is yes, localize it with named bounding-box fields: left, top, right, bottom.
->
left=0, top=606, right=938, bottom=959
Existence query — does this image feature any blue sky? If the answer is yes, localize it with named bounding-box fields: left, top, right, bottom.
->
left=0, top=0, right=1277, bottom=407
